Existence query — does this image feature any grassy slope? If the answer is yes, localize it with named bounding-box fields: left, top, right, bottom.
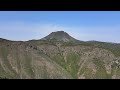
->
left=0, top=47, right=18, bottom=78
left=1, top=40, right=120, bottom=79
left=36, top=40, right=120, bottom=79
left=0, top=42, right=73, bottom=79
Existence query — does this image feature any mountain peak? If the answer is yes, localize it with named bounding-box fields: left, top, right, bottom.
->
left=51, top=31, right=67, bottom=35
left=53, top=31, right=65, bottom=33
left=41, top=31, right=79, bottom=42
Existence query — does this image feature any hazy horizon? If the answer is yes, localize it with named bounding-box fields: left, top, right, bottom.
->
left=0, top=11, right=120, bottom=43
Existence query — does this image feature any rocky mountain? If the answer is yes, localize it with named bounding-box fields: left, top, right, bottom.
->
left=0, top=31, right=120, bottom=79
left=41, top=31, right=79, bottom=42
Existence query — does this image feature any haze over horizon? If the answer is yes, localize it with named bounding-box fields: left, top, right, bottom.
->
left=0, top=11, right=120, bottom=43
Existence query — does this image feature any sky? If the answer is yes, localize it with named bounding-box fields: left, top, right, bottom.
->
left=0, top=11, right=120, bottom=43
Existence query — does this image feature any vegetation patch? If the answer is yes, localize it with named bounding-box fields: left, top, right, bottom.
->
left=93, top=58, right=111, bottom=79
left=64, top=52, right=80, bottom=78
left=0, top=47, right=17, bottom=78
left=23, top=51, right=35, bottom=78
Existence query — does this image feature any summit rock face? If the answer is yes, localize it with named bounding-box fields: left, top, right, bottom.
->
left=1, top=31, right=120, bottom=79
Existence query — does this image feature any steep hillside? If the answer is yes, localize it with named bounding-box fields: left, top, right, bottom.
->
left=34, top=41, right=120, bottom=79
left=0, top=40, right=72, bottom=79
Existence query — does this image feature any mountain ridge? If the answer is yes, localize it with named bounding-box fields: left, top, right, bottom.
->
left=0, top=31, right=120, bottom=44
left=1, top=31, right=120, bottom=79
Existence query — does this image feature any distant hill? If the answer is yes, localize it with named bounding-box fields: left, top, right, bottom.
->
left=1, top=31, right=120, bottom=79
